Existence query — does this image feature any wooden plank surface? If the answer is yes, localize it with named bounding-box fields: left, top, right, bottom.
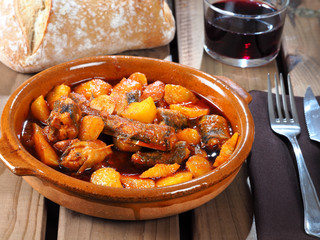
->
left=0, top=168, right=46, bottom=240
left=199, top=54, right=278, bottom=92
left=192, top=165, right=256, bottom=240
left=0, top=70, right=45, bottom=240
left=282, top=0, right=320, bottom=95
left=57, top=208, right=179, bottom=240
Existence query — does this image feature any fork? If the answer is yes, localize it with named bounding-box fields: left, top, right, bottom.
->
left=268, top=73, right=320, bottom=238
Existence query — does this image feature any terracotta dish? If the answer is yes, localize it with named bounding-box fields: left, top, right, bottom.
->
left=0, top=56, right=254, bottom=220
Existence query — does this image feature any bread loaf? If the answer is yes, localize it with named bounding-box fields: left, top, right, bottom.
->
left=0, top=0, right=175, bottom=73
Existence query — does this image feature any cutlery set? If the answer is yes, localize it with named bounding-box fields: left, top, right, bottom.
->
left=268, top=73, right=320, bottom=238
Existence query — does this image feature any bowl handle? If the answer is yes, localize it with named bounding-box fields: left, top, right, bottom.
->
left=0, top=136, right=36, bottom=176
left=215, top=75, right=252, bottom=104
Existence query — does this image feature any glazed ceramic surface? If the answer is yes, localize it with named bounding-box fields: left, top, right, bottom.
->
left=0, top=56, right=254, bottom=220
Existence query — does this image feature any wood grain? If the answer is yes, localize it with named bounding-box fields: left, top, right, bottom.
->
left=282, top=0, right=320, bottom=95
left=199, top=53, right=278, bottom=92
left=121, top=45, right=173, bottom=61
left=57, top=207, right=179, bottom=240
left=0, top=167, right=46, bottom=240
left=175, top=0, right=204, bottom=69
left=192, top=166, right=255, bottom=240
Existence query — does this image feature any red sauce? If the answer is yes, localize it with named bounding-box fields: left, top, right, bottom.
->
left=20, top=77, right=233, bottom=183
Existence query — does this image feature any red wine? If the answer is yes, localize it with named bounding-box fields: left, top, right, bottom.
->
left=204, top=0, right=284, bottom=60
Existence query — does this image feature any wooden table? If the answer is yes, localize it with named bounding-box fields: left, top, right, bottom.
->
left=1, top=0, right=320, bottom=239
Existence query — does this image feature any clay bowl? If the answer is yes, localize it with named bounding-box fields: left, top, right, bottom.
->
left=0, top=56, right=254, bottom=220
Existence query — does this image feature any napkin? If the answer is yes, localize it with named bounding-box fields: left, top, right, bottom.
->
left=247, top=90, right=320, bottom=240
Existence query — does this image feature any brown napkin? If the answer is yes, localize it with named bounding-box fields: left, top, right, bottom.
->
left=247, top=90, right=320, bottom=240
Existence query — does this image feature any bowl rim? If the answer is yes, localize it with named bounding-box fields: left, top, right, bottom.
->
left=0, top=55, right=254, bottom=203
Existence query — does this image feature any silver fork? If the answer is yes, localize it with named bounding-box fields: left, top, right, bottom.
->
left=268, top=73, right=320, bottom=238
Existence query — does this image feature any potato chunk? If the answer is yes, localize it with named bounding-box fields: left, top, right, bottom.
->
left=213, top=132, right=239, bottom=167
left=74, top=79, right=112, bottom=100
left=164, top=84, right=198, bottom=104
left=90, top=167, right=123, bottom=188
left=177, top=128, right=201, bottom=145
left=31, top=95, right=50, bottom=123
left=110, top=78, right=143, bottom=114
left=33, top=123, right=59, bottom=167
left=89, top=95, right=115, bottom=116
left=78, top=115, right=104, bottom=141
left=120, top=175, right=155, bottom=188
left=156, top=171, right=193, bottom=187
left=121, top=97, right=157, bottom=123
left=186, top=155, right=212, bottom=178
left=128, top=72, right=148, bottom=86
left=46, top=84, right=71, bottom=110
left=140, top=163, right=180, bottom=179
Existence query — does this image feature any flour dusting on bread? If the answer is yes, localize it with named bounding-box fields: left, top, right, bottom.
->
left=0, top=0, right=175, bottom=73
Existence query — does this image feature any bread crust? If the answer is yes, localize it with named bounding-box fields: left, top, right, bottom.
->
left=0, top=0, right=175, bottom=73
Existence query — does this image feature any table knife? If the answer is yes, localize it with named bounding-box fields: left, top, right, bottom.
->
left=304, top=86, right=320, bottom=142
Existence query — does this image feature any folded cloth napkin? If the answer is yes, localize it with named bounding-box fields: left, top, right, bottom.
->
left=247, top=90, right=320, bottom=240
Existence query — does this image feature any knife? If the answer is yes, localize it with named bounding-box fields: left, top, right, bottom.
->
left=304, top=86, right=320, bottom=142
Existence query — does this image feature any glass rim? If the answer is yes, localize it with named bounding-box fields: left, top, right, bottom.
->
left=204, top=0, right=290, bottom=19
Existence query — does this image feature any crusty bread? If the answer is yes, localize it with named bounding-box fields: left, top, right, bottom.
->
left=0, top=0, right=175, bottom=73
